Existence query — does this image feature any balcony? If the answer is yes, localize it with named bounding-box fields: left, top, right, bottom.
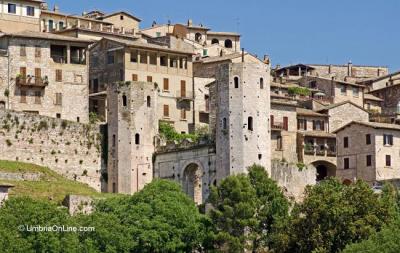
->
left=176, top=91, right=194, bottom=101
left=271, top=122, right=288, bottom=131
left=51, top=55, right=67, bottom=64
left=16, top=76, right=48, bottom=88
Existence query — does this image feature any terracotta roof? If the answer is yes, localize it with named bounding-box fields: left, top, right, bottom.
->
left=368, top=82, right=400, bottom=93
left=271, top=100, right=299, bottom=107
left=364, top=93, right=383, bottom=102
left=3, top=31, right=92, bottom=43
left=366, top=70, right=400, bottom=83
left=207, top=31, right=240, bottom=37
left=298, top=130, right=336, bottom=138
left=41, top=10, right=113, bottom=24
left=306, top=76, right=366, bottom=88
left=98, top=37, right=194, bottom=55
left=55, top=27, right=139, bottom=40
left=333, top=121, right=400, bottom=133
left=195, top=52, right=242, bottom=63
left=316, top=100, right=367, bottom=113
left=296, top=108, right=328, bottom=117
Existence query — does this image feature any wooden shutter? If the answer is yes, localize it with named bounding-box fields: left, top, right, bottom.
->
left=163, top=78, right=169, bottom=91
left=20, top=67, right=27, bottom=77
left=132, top=74, right=138, bottom=81
left=147, top=76, right=152, bottom=82
left=35, top=46, right=41, bottom=58
left=55, top=93, right=62, bottom=105
left=163, top=105, right=169, bottom=117
left=56, top=69, right=62, bottom=82
left=270, top=115, right=274, bottom=127
left=35, top=68, right=41, bottom=78
left=180, top=80, right=186, bottom=97
left=283, top=117, right=288, bottom=131
left=181, top=109, right=186, bottom=120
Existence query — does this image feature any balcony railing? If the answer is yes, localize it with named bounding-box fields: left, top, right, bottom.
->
left=51, top=55, right=67, bottom=64
left=303, top=147, right=337, bottom=157
left=16, top=76, right=48, bottom=88
left=176, top=91, right=194, bottom=100
left=70, top=56, right=86, bottom=65
left=271, top=122, right=288, bottom=131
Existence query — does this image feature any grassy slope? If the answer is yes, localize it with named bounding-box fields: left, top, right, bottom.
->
left=0, top=160, right=112, bottom=204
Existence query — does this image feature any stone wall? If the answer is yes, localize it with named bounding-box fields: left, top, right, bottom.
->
left=370, top=84, right=400, bottom=115
left=0, top=172, right=41, bottom=181
left=326, top=102, right=369, bottom=132
left=62, top=195, right=94, bottom=215
left=0, top=110, right=105, bottom=191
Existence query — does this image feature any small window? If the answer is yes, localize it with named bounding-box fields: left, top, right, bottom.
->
left=211, top=38, right=219, bottom=44
left=277, top=135, right=283, bottom=150
left=132, top=74, right=138, bottom=81
left=248, top=117, right=253, bottom=131
left=55, top=93, right=62, bottom=105
left=48, top=20, right=54, bottom=30
left=122, top=95, right=127, bottom=107
left=156, top=32, right=161, bottom=37
left=35, top=46, right=41, bottom=58
left=163, top=78, right=169, bottom=91
left=224, top=39, right=233, bottom=48
left=260, top=78, right=264, bottom=89
left=386, top=155, right=391, bottom=167
left=55, top=69, right=62, bottom=82
left=20, top=90, right=27, bottom=103
left=160, top=55, right=167, bottom=66
left=107, top=52, right=115, bottom=65
left=366, top=134, right=371, bottom=145
left=20, top=45, right=26, bottom=57
left=27, top=6, right=35, bottom=16
left=163, top=105, right=169, bottom=117
left=181, top=109, right=187, bottom=120
left=112, top=135, right=116, bottom=147
left=344, top=137, right=349, bottom=148
left=203, top=49, right=208, bottom=56
left=234, top=77, right=239, bottom=88
left=130, top=50, right=138, bottom=62
left=146, top=96, right=151, bottom=107
left=366, top=155, right=372, bottom=167
left=8, top=3, right=16, bottom=14
left=340, top=84, right=347, bottom=95
left=147, top=76, right=153, bottom=82
left=34, top=91, right=41, bottom=104
left=56, top=113, right=61, bottom=119
left=223, top=118, right=227, bottom=130
left=135, top=133, right=140, bottom=145
left=77, top=117, right=80, bottom=123
left=384, top=134, right=393, bottom=146
left=352, top=87, right=359, bottom=97
left=258, top=154, right=262, bottom=160
left=120, top=15, right=124, bottom=20
left=59, top=21, right=64, bottom=29
left=344, top=158, right=350, bottom=169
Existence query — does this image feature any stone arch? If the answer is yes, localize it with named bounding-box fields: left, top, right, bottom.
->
left=0, top=101, right=5, bottom=110
left=311, top=160, right=336, bottom=182
left=211, top=38, right=219, bottom=44
left=182, top=162, right=204, bottom=204
left=224, top=39, right=233, bottom=48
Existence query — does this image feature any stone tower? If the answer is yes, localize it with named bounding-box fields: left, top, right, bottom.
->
left=215, top=62, right=271, bottom=180
left=107, top=81, right=158, bottom=194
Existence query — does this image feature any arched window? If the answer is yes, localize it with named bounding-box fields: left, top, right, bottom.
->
left=147, top=96, right=151, bottom=107
left=195, top=33, right=202, bottom=42
left=248, top=117, right=253, bottom=131
left=234, top=76, right=239, bottom=88
left=211, top=38, right=219, bottom=44
left=260, top=78, right=264, bottom=89
left=135, top=133, right=140, bottom=145
left=122, top=94, right=127, bottom=107
left=223, top=118, right=227, bottom=130
left=224, top=39, right=233, bottom=48
left=0, top=101, right=5, bottom=110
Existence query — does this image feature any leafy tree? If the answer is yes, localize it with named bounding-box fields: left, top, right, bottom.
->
left=208, top=164, right=290, bottom=252
left=281, top=179, right=397, bottom=253
left=0, top=197, right=79, bottom=253
left=91, top=179, right=207, bottom=253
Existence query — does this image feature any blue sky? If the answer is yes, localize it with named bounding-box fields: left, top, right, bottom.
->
left=46, top=0, right=400, bottom=71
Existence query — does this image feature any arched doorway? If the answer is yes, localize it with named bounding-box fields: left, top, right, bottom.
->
left=312, top=161, right=336, bottom=182
left=224, top=39, right=233, bottom=48
left=183, top=163, right=202, bottom=204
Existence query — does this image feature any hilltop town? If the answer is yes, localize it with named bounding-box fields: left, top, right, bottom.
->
left=1, top=0, right=400, bottom=205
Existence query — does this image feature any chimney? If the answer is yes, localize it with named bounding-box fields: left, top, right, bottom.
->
left=53, top=5, right=59, bottom=13
left=241, top=48, right=245, bottom=62
left=187, top=19, right=193, bottom=27
left=263, top=55, right=270, bottom=64
left=347, top=61, right=352, bottom=77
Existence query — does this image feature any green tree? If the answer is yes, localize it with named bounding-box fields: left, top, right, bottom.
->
left=282, top=179, right=397, bottom=253
left=208, top=164, right=290, bottom=252
left=91, top=179, right=207, bottom=253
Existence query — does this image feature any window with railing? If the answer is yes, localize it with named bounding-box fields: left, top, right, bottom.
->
left=70, top=47, right=86, bottom=64
left=50, top=45, right=67, bottom=63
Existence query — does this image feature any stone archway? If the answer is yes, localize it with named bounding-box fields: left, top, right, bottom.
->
left=312, top=160, right=336, bottom=182
left=183, top=163, right=203, bottom=204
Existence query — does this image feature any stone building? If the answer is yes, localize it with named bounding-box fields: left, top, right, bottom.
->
left=368, top=83, right=400, bottom=118
left=358, top=70, right=400, bottom=91
left=0, top=31, right=91, bottom=123
left=274, top=62, right=388, bottom=83
left=89, top=37, right=194, bottom=133
left=334, top=121, right=400, bottom=185
left=0, top=0, right=42, bottom=33
left=107, top=81, right=158, bottom=194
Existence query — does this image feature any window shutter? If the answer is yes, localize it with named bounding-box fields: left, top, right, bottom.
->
left=283, top=117, right=288, bottom=131
left=163, top=78, right=169, bottom=91
left=270, top=115, right=274, bottom=127
left=20, top=67, right=27, bottom=77
left=180, top=80, right=186, bottom=97
left=56, top=69, right=62, bottom=82
left=132, top=74, right=138, bottom=81
left=35, top=68, right=41, bottom=78
left=147, top=76, right=152, bottom=82
left=163, top=105, right=169, bottom=117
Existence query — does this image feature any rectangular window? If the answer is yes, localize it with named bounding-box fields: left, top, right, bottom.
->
left=297, top=119, right=307, bottom=130
left=140, top=52, right=147, bottom=64
left=277, top=136, right=283, bottom=150
left=163, top=78, right=169, bottom=91
left=35, top=46, right=41, bottom=58
left=107, top=52, right=115, bottom=64
left=384, top=134, right=393, bottom=146
left=132, top=74, right=138, bottom=81
left=130, top=50, right=138, bottom=63
left=59, top=21, right=64, bottom=29
left=20, top=45, right=26, bottom=57
left=366, top=155, right=372, bottom=167
left=160, top=55, right=167, bottom=66
left=340, top=84, right=347, bottom=95
left=8, top=3, right=16, bottom=14
left=366, top=134, right=371, bottom=145
left=20, top=90, right=27, bottom=103
left=149, top=53, right=157, bottom=65
left=344, top=158, right=350, bottom=170
left=344, top=137, right=349, bottom=148
left=27, top=6, right=35, bottom=16
left=20, top=67, right=27, bottom=77
left=386, top=155, right=391, bottom=167
left=56, top=113, right=61, bottom=119
left=147, top=76, right=153, bottom=82
left=203, top=49, right=208, bottom=56
left=55, top=69, right=62, bottom=82
left=352, top=87, right=359, bottom=97
left=156, top=32, right=161, bottom=37
left=180, top=80, right=186, bottom=97
left=48, top=20, right=54, bottom=30
left=34, top=91, right=41, bottom=104
left=163, top=105, right=169, bottom=117
left=181, top=109, right=186, bottom=120
left=55, top=93, right=62, bottom=105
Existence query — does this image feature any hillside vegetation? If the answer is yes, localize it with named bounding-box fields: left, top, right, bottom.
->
left=0, top=160, right=109, bottom=203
